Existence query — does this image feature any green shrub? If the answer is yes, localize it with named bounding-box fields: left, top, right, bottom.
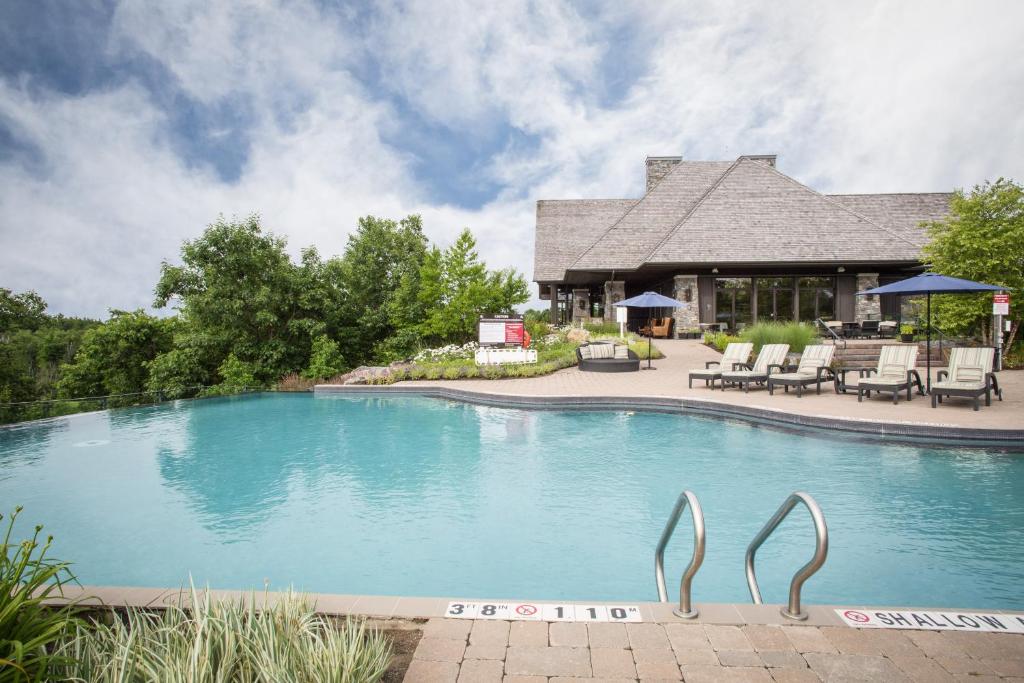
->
left=703, top=331, right=742, bottom=352
left=56, top=587, right=391, bottom=682
left=441, top=367, right=461, bottom=380
left=738, top=322, right=817, bottom=353
left=1, top=508, right=82, bottom=682
left=582, top=321, right=620, bottom=335
left=302, top=334, right=347, bottom=380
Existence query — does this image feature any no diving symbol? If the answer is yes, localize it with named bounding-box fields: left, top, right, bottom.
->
left=515, top=604, right=537, bottom=616
left=844, top=610, right=871, bottom=624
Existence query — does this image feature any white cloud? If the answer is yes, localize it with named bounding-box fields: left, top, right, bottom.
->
left=1, top=0, right=1022, bottom=317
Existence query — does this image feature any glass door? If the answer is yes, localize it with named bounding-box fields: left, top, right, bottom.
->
left=715, top=278, right=752, bottom=331
left=756, top=277, right=794, bottom=322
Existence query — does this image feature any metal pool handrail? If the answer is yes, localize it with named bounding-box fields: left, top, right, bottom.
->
left=654, top=490, right=705, bottom=619
left=745, top=491, right=828, bottom=621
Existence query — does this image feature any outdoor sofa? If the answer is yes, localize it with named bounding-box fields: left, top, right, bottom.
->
left=688, top=342, right=753, bottom=388
left=767, top=344, right=836, bottom=397
left=931, top=347, right=1003, bottom=411
left=576, top=341, right=640, bottom=373
left=834, top=345, right=924, bottom=404
left=720, top=343, right=790, bottom=393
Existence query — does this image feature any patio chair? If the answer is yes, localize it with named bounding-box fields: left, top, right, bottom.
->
left=878, top=321, right=898, bottom=339
left=836, top=345, right=924, bottom=404
left=650, top=318, right=673, bottom=338
left=767, top=345, right=836, bottom=397
left=820, top=320, right=843, bottom=338
left=859, top=320, right=880, bottom=338
left=931, top=347, right=1003, bottom=411
left=688, top=342, right=753, bottom=388
left=721, top=344, right=790, bottom=393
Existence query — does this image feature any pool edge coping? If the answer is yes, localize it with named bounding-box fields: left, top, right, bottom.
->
left=313, top=384, right=1024, bottom=444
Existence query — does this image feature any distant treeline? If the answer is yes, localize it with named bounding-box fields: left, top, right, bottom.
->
left=0, top=214, right=528, bottom=422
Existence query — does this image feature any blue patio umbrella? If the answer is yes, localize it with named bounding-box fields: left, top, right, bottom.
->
left=857, top=272, right=1005, bottom=391
left=615, top=291, right=685, bottom=369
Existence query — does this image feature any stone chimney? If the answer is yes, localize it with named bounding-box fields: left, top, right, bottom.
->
left=645, top=156, right=682, bottom=192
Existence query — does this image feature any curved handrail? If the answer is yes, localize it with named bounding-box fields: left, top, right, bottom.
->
left=654, top=490, right=705, bottom=619
left=815, top=318, right=847, bottom=350
left=745, top=491, right=828, bottom=621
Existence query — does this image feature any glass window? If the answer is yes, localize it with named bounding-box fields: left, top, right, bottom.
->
left=798, top=277, right=835, bottom=321
left=756, top=277, right=794, bottom=322
left=715, top=278, right=752, bottom=331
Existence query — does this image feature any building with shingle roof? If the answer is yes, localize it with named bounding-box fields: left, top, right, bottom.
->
left=533, top=155, right=951, bottom=332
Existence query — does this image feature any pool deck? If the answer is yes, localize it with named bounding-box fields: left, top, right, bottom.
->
left=55, top=586, right=1024, bottom=681
left=318, top=339, right=1024, bottom=442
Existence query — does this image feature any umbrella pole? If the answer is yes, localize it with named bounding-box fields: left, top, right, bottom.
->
left=926, top=292, right=931, bottom=393
left=647, top=313, right=654, bottom=369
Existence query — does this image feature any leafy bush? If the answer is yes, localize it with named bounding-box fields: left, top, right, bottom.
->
left=738, top=322, right=817, bottom=353
left=1, top=508, right=81, bottom=682
left=582, top=321, right=620, bottom=335
left=703, top=331, right=742, bottom=352
left=302, top=335, right=347, bottom=380
left=55, top=587, right=391, bottom=682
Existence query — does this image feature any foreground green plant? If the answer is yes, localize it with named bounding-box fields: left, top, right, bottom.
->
left=55, top=586, right=391, bottom=682
left=738, top=322, right=817, bottom=353
left=1, top=507, right=80, bottom=682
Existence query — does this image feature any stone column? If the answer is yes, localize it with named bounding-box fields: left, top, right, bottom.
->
left=603, top=280, right=625, bottom=322
left=672, top=275, right=700, bottom=337
left=572, top=288, right=590, bottom=325
left=855, top=273, right=880, bottom=322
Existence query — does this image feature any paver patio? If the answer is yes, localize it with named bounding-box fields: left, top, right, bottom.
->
left=388, top=339, right=1023, bottom=435
left=405, top=618, right=1024, bottom=682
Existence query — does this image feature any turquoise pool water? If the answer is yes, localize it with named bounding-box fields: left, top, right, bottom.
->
left=1, top=393, right=1022, bottom=609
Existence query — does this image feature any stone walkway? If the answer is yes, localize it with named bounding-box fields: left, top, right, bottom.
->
left=390, top=340, right=1023, bottom=435
left=405, top=619, right=1024, bottom=682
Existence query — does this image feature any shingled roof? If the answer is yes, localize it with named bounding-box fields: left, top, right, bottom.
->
left=533, top=156, right=951, bottom=282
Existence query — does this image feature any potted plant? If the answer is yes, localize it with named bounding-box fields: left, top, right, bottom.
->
left=900, top=324, right=915, bottom=343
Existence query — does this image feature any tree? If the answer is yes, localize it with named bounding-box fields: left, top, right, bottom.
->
left=923, top=178, right=1024, bottom=355
left=56, top=310, right=174, bottom=399
left=302, top=334, right=347, bottom=379
left=336, top=215, right=428, bottom=365
left=415, top=229, right=530, bottom=343
left=152, top=214, right=329, bottom=388
left=0, top=288, right=47, bottom=333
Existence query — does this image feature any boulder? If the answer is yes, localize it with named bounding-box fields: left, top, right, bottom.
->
left=566, top=327, right=590, bottom=344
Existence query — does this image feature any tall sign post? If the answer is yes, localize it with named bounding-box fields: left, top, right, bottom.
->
left=993, top=293, right=1009, bottom=371
left=616, top=305, right=627, bottom=339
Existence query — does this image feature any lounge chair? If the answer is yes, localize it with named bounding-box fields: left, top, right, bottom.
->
left=878, top=321, right=897, bottom=339
left=931, top=347, right=1003, bottom=411
left=577, top=341, right=640, bottom=373
left=767, top=345, right=836, bottom=397
left=688, top=342, right=753, bottom=389
left=859, top=320, right=880, bottom=338
left=721, top=344, right=790, bottom=393
left=836, top=345, right=924, bottom=404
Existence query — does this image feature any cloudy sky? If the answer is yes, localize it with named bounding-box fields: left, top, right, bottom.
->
left=1, top=1, right=1022, bottom=317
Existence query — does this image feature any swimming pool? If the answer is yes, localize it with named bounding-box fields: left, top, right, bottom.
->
left=2, top=393, right=1022, bottom=610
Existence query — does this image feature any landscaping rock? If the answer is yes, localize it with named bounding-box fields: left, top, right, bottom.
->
left=566, top=328, right=590, bottom=344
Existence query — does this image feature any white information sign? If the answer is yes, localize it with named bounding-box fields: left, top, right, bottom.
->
left=478, top=322, right=506, bottom=345
left=615, top=306, right=627, bottom=324
left=445, top=601, right=641, bottom=622
left=836, top=608, right=1024, bottom=633
left=993, top=293, right=1010, bottom=315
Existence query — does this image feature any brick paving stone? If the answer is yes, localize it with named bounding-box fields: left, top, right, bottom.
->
left=403, top=659, right=460, bottom=683
left=770, top=669, right=821, bottom=683
left=803, top=652, right=908, bottom=681
left=760, top=650, right=809, bottom=669
left=627, top=622, right=671, bottom=650
left=458, top=658, right=504, bottom=682
left=470, top=620, right=510, bottom=647
left=664, top=623, right=709, bottom=651
left=992, top=633, right=1024, bottom=660
left=681, top=664, right=773, bottom=682
left=706, top=625, right=754, bottom=652
left=591, top=647, right=637, bottom=678
left=414, top=638, right=467, bottom=663
left=718, top=649, right=763, bottom=667
left=941, top=631, right=1006, bottom=660
left=504, top=646, right=592, bottom=678
left=744, top=625, right=796, bottom=652
left=904, top=630, right=960, bottom=659
left=634, top=659, right=681, bottom=680
left=818, top=627, right=883, bottom=656
left=549, top=621, right=589, bottom=647
left=551, top=679, right=636, bottom=683
left=588, top=622, right=629, bottom=649
left=890, top=654, right=955, bottom=682
left=935, top=656, right=993, bottom=675
left=464, top=644, right=507, bottom=660
left=422, top=618, right=472, bottom=641
left=502, top=677, right=545, bottom=683
left=508, top=621, right=548, bottom=648
left=782, top=628, right=837, bottom=655
left=868, top=630, right=923, bottom=658
left=673, top=647, right=718, bottom=666
left=951, top=676, right=1001, bottom=683
left=982, top=658, right=1024, bottom=676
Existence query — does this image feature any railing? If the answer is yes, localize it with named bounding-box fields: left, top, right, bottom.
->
left=654, top=490, right=706, bottom=619
left=745, top=492, right=828, bottom=621
left=0, top=385, right=261, bottom=425
left=815, top=318, right=846, bottom=350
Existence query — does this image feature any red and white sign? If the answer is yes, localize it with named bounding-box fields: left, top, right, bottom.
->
left=836, top=608, right=1024, bottom=633
left=478, top=316, right=526, bottom=347
left=993, top=293, right=1010, bottom=316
